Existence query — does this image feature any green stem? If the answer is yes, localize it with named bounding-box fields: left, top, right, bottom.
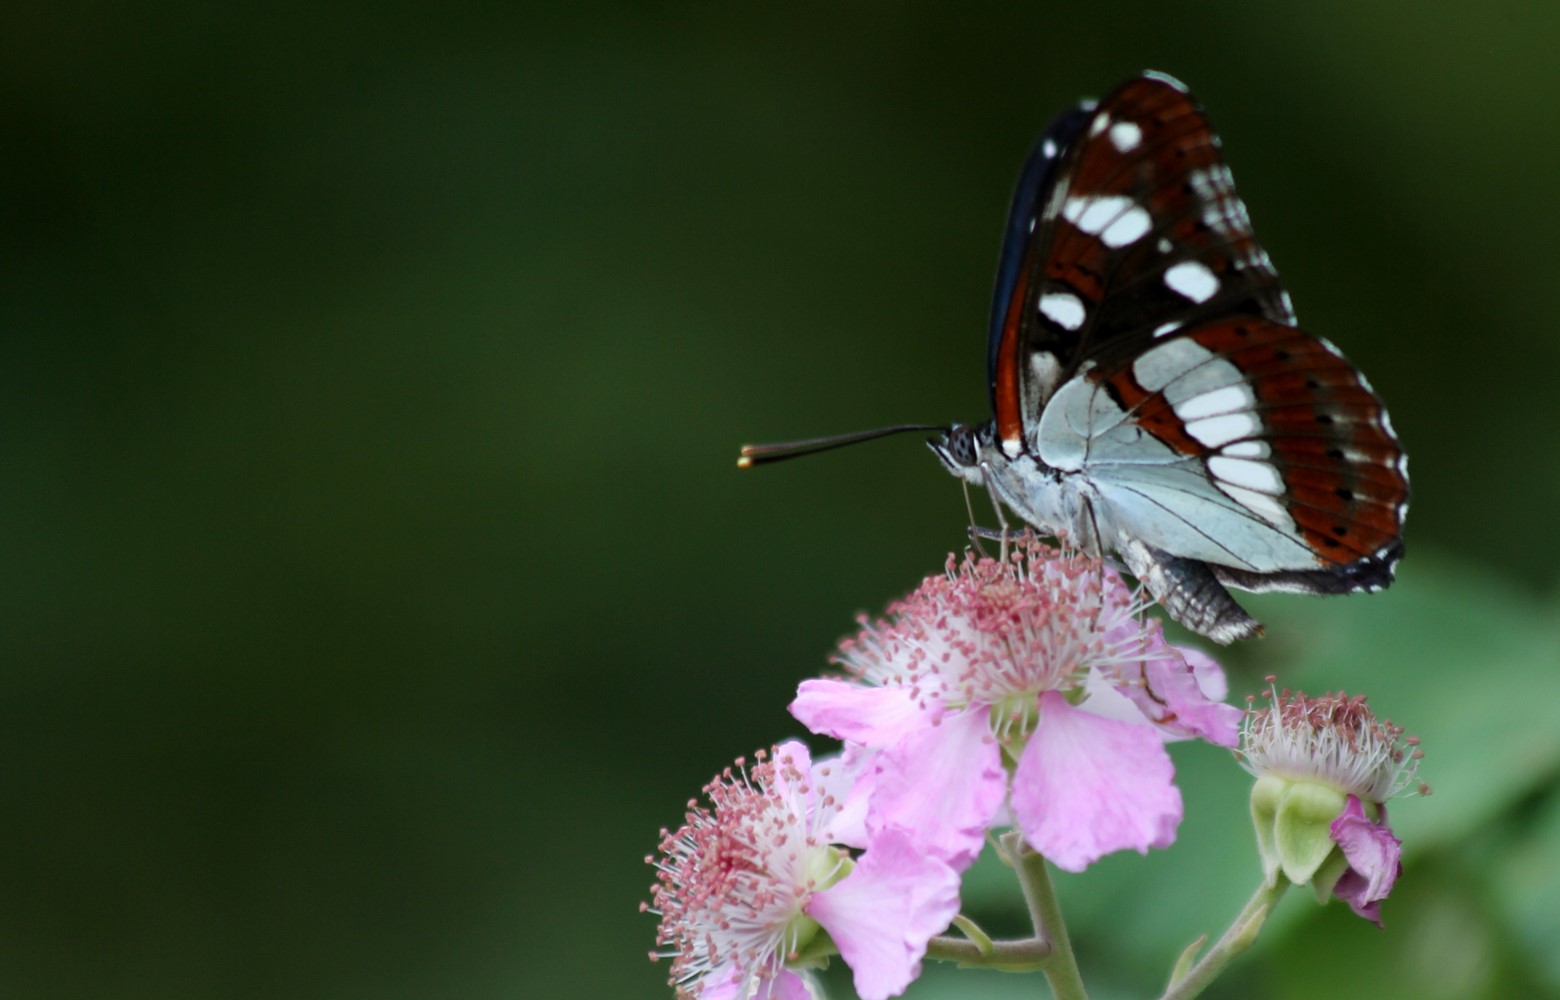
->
left=1005, top=831, right=1089, bottom=1000
left=1158, top=879, right=1289, bottom=1000
left=924, top=932, right=1050, bottom=971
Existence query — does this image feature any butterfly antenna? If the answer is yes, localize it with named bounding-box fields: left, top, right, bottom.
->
left=737, top=424, right=947, bottom=468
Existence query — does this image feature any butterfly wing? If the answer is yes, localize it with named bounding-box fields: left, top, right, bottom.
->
left=1039, top=319, right=1406, bottom=582
left=988, top=72, right=1406, bottom=605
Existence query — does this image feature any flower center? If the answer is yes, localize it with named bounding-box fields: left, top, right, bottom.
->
left=990, top=691, right=1041, bottom=742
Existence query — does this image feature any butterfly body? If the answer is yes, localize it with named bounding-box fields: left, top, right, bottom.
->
left=930, top=72, right=1408, bottom=643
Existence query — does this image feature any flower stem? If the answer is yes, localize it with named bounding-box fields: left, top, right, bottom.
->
left=1158, top=879, right=1288, bottom=1000
left=925, top=932, right=1050, bottom=971
left=1005, top=831, right=1089, bottom=1000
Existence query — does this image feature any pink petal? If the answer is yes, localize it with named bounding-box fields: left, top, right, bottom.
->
left=813, top=744, right=871, bottom=848
left=807, top=828, right=960, bottom=1000
left=1077, top=670, right=1154, bottom=726
left=1329, top=795, right=1402, bottom=925
left=769, top=740, right=815, bottom=815
left=758, top=971, right=818, bottom=1000
left=863, top=708, right=1005, bottom=870
left=790, top=679, right=929, bottom=747
left=1111, top=647, right=1241, bottom=747
left=697, top=965, right=742, bottom=1000
left=1181, top=646, right=1229, bottom=701
left=699, top=967, right=816, bottom=1000
left=1011, top=691, right=1182, bottom=872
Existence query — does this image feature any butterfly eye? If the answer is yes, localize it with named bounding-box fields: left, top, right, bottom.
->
left=948, top=424, right=973, bottom=464
left=950, top=426, right=982, bottom=466
left=928, top=425, right=982, bottom=476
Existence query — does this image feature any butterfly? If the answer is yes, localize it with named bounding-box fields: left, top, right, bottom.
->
left=742, top=72, right=1408, bottom=643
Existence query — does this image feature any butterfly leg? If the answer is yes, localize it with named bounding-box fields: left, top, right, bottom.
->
left=1117, top=538, right=1264, bottom=644
left=1075, top=495, right=1105, bottom=560
left=979, top=462, right=1014, bottom=562
left=960, top=479, right=992, bottom=558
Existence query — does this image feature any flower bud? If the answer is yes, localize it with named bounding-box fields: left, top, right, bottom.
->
left=1236, top=681, right=1426, bottom=924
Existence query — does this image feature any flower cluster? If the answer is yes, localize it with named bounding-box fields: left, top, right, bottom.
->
left=644, top=535, right=1427, bottom=997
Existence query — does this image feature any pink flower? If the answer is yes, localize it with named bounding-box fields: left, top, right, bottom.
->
left=790, top=537, right=1240, bottom=873
left=646, top=742, right=960, bottom=1000
left=1238, top=683, right=1427, bottom=924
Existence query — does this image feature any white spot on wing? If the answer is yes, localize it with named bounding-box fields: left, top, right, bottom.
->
left=1185, top=412, right=1261, bottom=448
left=1186, top=166, right=1254, bottom=242
left=1089, top=115, right=1110, bottom=137
left=1153, top=321, right=1181, bottom=338
left=1108, top=121, right=1142, bottom=152
left=1222, top=440, right=1270, bottom=459
left=1027, top=352, right=1063, bottom=399
left=1063, top=196, right=1152, bottom=247
left=1164, top=261, right=1219, bottom=303
left=1103, top=207, right=1151, bottom=247
left=1208, top=455, right=1283, bottom=494
left=1039, top=292, right=1086, bottom=331
left=1043, top=138, right=1058, bottom=158
left=1217, top=482, right=1294, bottom=529
left=1174, top=384, right=1253, bottom=422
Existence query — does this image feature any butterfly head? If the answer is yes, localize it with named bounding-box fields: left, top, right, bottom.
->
left=927, top=422, right=995, bottom=485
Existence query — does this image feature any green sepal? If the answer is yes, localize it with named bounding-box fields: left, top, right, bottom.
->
left=786, top=848, right=853, bottom=969
left=1249, top=774, right=1286, bottom=883
left=1309, top=845, right=1351, bottom=905
left=1272, top=780, right=1347, bottom=887
left=786, top=917, right=834, bottom=970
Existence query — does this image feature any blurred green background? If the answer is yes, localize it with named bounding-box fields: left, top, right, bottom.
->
left=3, top=2, right=1558, bottom=998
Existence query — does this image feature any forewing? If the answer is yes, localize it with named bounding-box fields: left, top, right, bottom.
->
left=990, top=72, right=1294, bottom=457
left=987, top=102, right=1093, bottom=414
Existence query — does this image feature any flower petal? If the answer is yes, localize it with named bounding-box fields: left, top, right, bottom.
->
left=1329, top=795, right=1402, bottom=925
left=1181, top=646, right=1229, bottom=701
left=1077, top=669, right=1152, bottom=726
left=862, top=708, right=1005, bottom=869
left=807, top=828, right=960, bottom=1000
left=696, top=965, right=741, bottom=1000
left=1011, top=691, right=1182, bottom=872
left=768, top=740, right=816, bottom=819
left=759, top=970, right=818, bottom=1000
left=698, top=966, right=817, bottom=1000
left=790, top=679, right=928, bottom=747
left=813, top=744, right=872, bottom=848
left=1110, top=646, right=1242, bottom=746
